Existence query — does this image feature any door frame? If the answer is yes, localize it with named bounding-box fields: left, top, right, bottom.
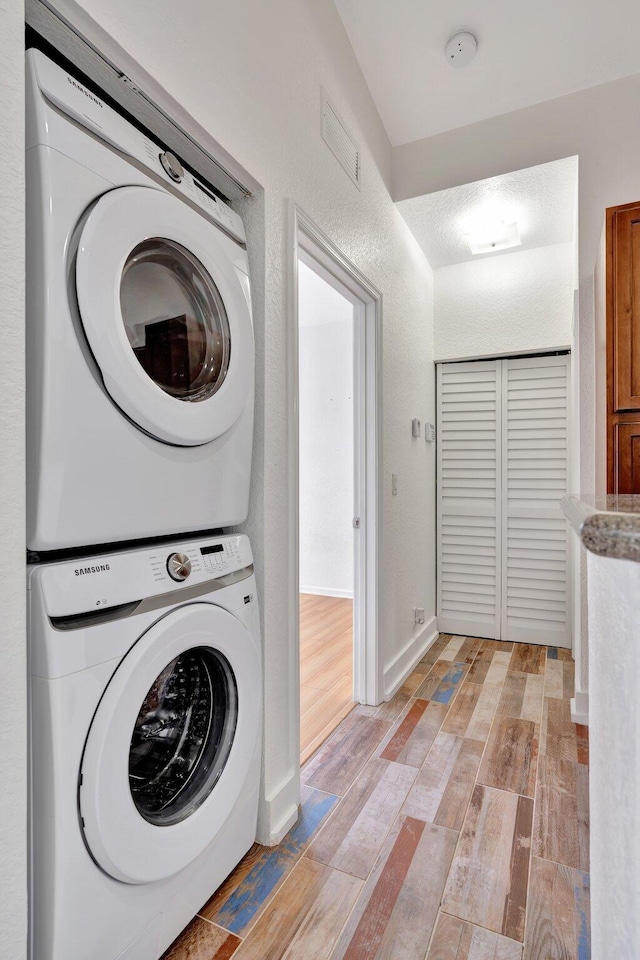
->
left=288, top=204, right=382, bottom=718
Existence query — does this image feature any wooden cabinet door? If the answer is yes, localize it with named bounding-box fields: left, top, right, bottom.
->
left=610, top=204, right=640, bottom=411
left=607, top=201, right=640, bottom=492
left=612, top=421, right=640, bottom=493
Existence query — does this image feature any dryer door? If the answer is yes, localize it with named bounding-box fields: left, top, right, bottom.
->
left=75, top=186, right=253, bottom=446
left=79, top=602, right=261, bottom=884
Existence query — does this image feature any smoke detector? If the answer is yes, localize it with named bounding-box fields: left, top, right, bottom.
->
left=445, top=32, right=478, bottom=68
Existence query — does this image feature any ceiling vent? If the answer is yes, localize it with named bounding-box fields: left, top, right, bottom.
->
left=321, top=91, right=361, bottom=189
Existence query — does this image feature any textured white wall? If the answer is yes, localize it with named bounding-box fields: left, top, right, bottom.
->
left=0, top=0, right=27, bottom=954
left=68, top=0, right=436, bottom=840
left=433, top=242, right=574, bottom=361
left=299, top=291, right=354, bottom=597
left=587, top=551, right=640, bottom=960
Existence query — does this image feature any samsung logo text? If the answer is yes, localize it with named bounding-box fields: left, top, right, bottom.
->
left=74, top=564, right=110, bottom=577
left=66, top=76, right=103, bottom=108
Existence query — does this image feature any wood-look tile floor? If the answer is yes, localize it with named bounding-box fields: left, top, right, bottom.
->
left=162, top=635, right=590, bottom=960
left=300, top=594, right=355, bottom=765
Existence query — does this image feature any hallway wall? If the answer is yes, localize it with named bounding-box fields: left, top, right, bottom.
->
left=434, top=242, right=575, bottom=361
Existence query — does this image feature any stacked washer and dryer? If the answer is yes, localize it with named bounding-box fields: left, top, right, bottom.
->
left=26, top=49, right=261, bottom=960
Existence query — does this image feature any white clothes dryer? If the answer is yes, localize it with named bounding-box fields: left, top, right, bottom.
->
left=28, top=533, right=261, bottom=960
left=26, top=49, right=255, bottom=552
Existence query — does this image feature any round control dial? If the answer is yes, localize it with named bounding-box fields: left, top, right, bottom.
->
left=159, top=150, right=184, bottom=183
left=167, top=552, right=192, bottom=582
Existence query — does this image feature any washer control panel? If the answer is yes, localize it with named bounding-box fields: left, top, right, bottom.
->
left=38, top=535, right=253, bottom=619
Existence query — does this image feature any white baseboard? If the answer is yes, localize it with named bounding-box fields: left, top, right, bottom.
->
left=571, top=690, right=589, bottom=725
left=383, top=616, right=438, bottom=700
left=256, top=767, right=300, bottom=846
left=299, top=585, right=354, bottom=599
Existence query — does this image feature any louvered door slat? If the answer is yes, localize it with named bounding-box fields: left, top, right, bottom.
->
left=500, top=355, right=570, bottom=646
left=437, top=354, right=571, bottom=648
left=437, top=361, right=501, bottom=639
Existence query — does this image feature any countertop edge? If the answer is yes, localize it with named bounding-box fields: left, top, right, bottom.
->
left=561, top=495, right=640, bottom=563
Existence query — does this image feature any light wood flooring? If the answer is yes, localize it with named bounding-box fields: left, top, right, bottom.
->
left=162, top=635, right=590, bottom=960
left=299, top=594, right=355, bottom=765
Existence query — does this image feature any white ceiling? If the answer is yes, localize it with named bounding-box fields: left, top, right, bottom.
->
left=334, top=0, right=640, bottom=146
left=396, top=156, right=578, bottom=268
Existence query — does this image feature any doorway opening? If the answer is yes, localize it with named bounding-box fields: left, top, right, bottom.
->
left=298, top=259, right=355, bottom=761
left=291, top=208, right=382, bottom=766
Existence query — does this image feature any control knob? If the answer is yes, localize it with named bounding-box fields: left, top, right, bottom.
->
left=167, top=552, right=192, bottom=582
left=159, top=150, right=184, bottom=183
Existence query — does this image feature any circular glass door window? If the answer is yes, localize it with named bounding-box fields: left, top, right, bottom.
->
left=120, top=239, right=231, bottom=403
left=128, top=647, right=237, bottom=826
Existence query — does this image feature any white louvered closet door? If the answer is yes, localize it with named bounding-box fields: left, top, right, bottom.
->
left=437, top=355, right=570, bottom=647
left=501, top=355, right=570, bottom=645
left=437, top=361, right=501, bottom=640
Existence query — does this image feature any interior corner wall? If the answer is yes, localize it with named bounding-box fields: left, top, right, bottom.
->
left=299, top=313, right=354, bottom=599
left=62, top=0, right=437, bottom=842
left=0, top=0, right=27, bottom=956
left=433, top=242, right=574, bottom=361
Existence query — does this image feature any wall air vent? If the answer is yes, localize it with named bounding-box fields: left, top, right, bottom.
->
left=321, top=90, right=361, bottom=189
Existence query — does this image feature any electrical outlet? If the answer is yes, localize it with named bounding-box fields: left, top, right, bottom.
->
left=414, top=607, right=425, bottom=626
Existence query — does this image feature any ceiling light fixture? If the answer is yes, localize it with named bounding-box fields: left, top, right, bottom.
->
left=463, top=219, right=521, bottom=255
left=445, top=32, right=478, bottom=68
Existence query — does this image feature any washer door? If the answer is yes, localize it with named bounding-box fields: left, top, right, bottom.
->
left=79, top=603, right=261, bottom=884
left=76, top=186, right=253, bottom=446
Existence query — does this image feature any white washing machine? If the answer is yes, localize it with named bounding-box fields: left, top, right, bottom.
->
left=28, top=533, right=261, bottom=960
left=26, top=48, right=255, bottom=552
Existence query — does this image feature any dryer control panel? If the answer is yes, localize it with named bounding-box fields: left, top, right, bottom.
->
left=36, top=535, right=253, bottom=619
left=27, top=49, right=246, bottom=245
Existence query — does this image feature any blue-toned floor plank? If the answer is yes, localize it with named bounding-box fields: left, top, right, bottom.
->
left=431, top=662, right=467, bottom=704
left=209, top=785, right=339, bottom=936
left=575, top=870, right=591, bottom=960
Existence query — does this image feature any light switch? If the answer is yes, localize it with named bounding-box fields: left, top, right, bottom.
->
left=425, top=423, right=436, bottom=443
left=392, top=474, right=398, bottom=496
left=412, top=418, right=421, bottom=438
